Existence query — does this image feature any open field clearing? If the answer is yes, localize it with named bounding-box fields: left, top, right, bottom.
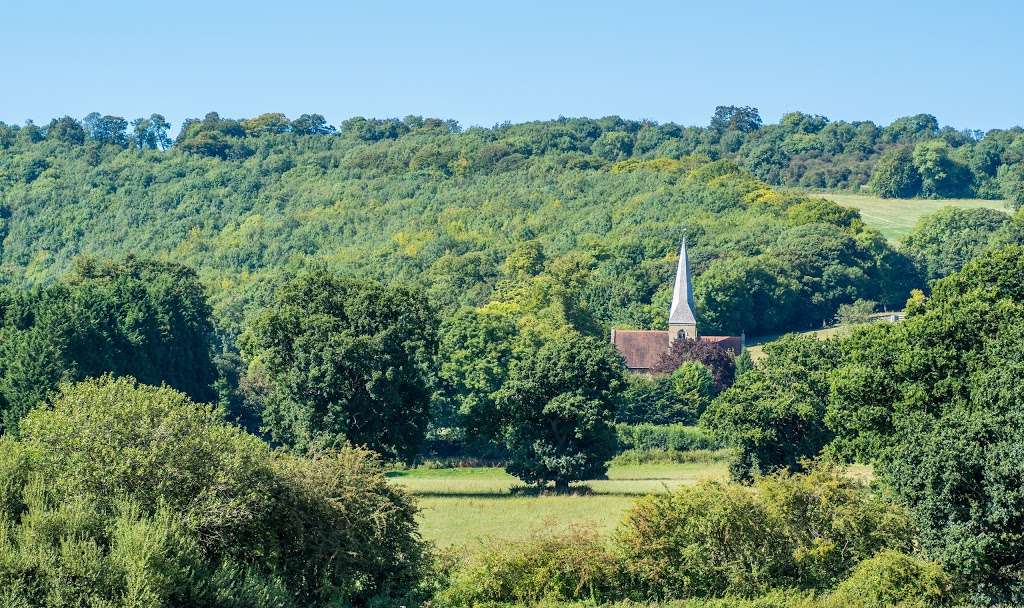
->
left=818, top=192, right=1008, bottom=241
left=389, top=461, right=729, bottom=546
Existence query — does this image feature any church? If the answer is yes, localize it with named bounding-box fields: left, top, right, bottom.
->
left=611, top=240, right=744, bottom=374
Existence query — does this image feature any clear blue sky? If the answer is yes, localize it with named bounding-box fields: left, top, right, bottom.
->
left=3, top=0, right=1021, bottom=133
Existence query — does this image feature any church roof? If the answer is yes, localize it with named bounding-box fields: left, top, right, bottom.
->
left=611, top=330, right=745, bottom=371
left=668, top=239, right=696, bottom=326
left=611, top=330, right=670, bottom=371
left=671, top=239, right=696, bottom=327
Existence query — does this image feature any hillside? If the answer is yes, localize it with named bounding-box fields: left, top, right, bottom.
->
left=0, top=113, right=926, bottom=339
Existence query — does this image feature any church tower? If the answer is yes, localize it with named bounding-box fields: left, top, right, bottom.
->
left=667, top=239, right=697, bottom=342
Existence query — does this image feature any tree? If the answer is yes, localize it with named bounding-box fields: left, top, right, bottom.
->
left=45, top=116, right=85, bottom=144
left=834, top=299, right=876, bottom=325
left=241, top=112, right=291, bottom=136
left=825, top=246, right=1024, bottom=602
left=131, top=113, right=172, bottom=150
left=701, top=334, right=839, bottom=481
left=695, top=256, right=803, bottom=336
left=998, top=162, right=1024, bottom=210
left=492, top=333, right=623, bottom=490
left=291, top=113, right=335, bottom=135
left=651, top=337, right=736, bottom=392
left=86, top=115, right=129, bottom=146
left=0, top=257, right=218, bottom=433
left=592, top=131, right=634, bottom=161
left=868, top=146, right=920, bottom=198
left=912, top=139, right=973, bottom=198
left=710, top=105, right=762, bottom=134
left=901, top=206, right=1009, bottom=281
left=241, top=269, right=438, bottom=461
left=669, top=361, right=715, bottom=420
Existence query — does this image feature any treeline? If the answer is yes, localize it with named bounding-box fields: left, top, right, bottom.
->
left=6, top=107, right=1023, bottom=203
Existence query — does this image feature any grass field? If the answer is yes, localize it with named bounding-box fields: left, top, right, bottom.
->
left=389, top=461, right=728, bottom=546
left=817, top=192, right=1008, bottom=242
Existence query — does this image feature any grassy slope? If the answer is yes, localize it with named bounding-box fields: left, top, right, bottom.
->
left=818, top=192, right=1008, bottom=242
left=389, top=462, right=728, bottom=546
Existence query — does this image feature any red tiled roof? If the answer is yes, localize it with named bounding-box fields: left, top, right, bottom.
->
left=612, top=330, right=745, bottom=371
left=611, top=330, right=670, bottom=371
left=700, top=335, right=744, bottom=354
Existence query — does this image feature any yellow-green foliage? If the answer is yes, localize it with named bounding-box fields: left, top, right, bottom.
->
left=615, top=464, right=915, bottom=600
left=435, top=465, right=922, bottom=607
left=824, top=550, right=951, bottom=608
left=0, top=376, right=428, bottom=608
left=437, top=530, right=620, bottom=606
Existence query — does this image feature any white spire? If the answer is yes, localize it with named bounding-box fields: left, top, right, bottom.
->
left=668, top=239, right=696, bottom=326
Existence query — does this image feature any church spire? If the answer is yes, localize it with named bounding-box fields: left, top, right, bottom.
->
left=668, top=239, right=697, bottom=339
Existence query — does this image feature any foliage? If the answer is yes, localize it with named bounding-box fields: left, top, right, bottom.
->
left=436, top=529, right=621, bottom=606
left=833, top=298, right=875, bottom=325
left=0, top=256, right=217, bottom=433
left=868, top=147, right=921, bottom=198
left=0, top=376, right=429, bottom=607
left=614, top=465, right=914, bottom=600
left=240, top=268, right=437, bottom=461
left=901, top=206, right=1010, bottom=281
left=824, top=551, right=951, bottom=608
left=825, top=246, right=1024, bottom=603
left=702, top=334, right=840, bottom=481
left=615, top=363, right=714, bottom=426
left=0, top=109, right=939, bottom=349
left=492, top=333, right=624, bottom=489
left=613, top=423, right=722, bottom=452
left=651, top=338, right=736, bottom=391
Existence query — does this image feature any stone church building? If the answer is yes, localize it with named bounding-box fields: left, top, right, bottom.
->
left=611, top=241, right=744, bottom=373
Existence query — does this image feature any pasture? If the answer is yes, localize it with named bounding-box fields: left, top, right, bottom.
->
left=389, top=461, right=729, bottom=546
left=818, top=192, right=1008, bottom=241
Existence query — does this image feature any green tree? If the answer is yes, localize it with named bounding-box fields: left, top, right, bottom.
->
left=901, top=206, right=1009, bottom=280
left=912, top=139, right=973, bottom=198
left=492, top=333, right=623, bottom=490
left=592, top=130, right=634, bottom=161
left=0, top=257, right=218, bottom=433
left=670, top=361, right=715, bottom=420
left=241, top=269, right=438, bottom=461
left=45, top=116, right=85, bottom=144
left=868, top=146, right=921, bottom=198
left=702, top=334, right=839, bottom=481
left=997, top=162, right=1024, bottom=210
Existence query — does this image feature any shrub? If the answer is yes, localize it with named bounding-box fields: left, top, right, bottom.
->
left=0, top=376, right=429, bottom=607
left=824, top=551, right=951, bottom=608
left=437, top=530, right=620, bottom=606
left=615, top=465, right=914, bottom=600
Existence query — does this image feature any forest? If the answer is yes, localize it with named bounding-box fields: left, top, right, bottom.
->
left=1, top=109, right=1024, bottom=606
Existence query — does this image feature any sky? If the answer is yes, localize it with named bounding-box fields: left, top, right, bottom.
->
left=2, top=0, right=1022, bottom=134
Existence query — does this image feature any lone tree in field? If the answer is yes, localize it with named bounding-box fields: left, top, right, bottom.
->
left=492, top=333, right=624, bottom=491
left=241, top=269, right=438, bottom=461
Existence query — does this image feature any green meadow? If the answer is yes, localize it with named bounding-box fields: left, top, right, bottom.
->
left=818, top=192, right=1008, bottom=241
left=389, top=461, right=729, bottom=546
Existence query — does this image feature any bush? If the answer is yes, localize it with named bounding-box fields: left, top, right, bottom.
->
left=824, top=551, right=951, bottom=608
left=437, top=530, right=621, bottom=606
left=615, top=465, right=914, bottom=600
left=0, top=376, right=429, bottom=607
